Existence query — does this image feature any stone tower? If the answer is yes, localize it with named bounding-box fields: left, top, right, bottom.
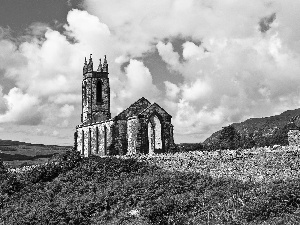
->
left=81, top=54, right=111, bottom=124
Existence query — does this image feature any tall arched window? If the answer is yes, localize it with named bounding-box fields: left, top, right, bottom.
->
left=82, top=130, right=84, bottom=155
left=96, top=127, right=99, bottom=154
left=104, top=126, right=107, bottom=155
left=88, top=128, right=91, bottom=156
left=96, top=80, right=102, bottom=103
left=147, top=113, right=162, bottom=155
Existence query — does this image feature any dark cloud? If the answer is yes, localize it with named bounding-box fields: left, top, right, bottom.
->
left=120, top=61, right=130, bottom=73
left=259, top=13, right=276, bottom=33
left=163, top=36, right=202, bottom=63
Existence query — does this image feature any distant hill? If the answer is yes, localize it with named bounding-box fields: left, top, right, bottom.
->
left=203, top=108, right=300, bottom=150
left=0, top=139, right=72, bottom=167
left=0, top=139, right=67, bottom=148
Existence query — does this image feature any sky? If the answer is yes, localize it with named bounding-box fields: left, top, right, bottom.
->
left=0, top=0, right=300, bottom=146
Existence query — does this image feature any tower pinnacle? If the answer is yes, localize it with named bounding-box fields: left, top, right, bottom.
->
left=97, top=58, right=102, bottom=72
left=87, top=54, right=93, bottom=72
left=83, top=57, right=88, bottom=74
left=102, top=55, right=108, bottom=72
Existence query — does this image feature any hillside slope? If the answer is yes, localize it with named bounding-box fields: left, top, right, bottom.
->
left=2, top=150, right=300, bottom=224
left=204, top=108, right=300, bottom=149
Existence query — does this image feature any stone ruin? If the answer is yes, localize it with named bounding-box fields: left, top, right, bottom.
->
left=75, top=54, right=175, bottom=157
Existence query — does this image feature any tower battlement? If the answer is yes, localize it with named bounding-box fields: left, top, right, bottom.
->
left=81, top=54, right=111, bottom=124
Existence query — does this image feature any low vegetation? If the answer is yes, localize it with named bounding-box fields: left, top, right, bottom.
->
left=1, top=147, right=300, bottom=224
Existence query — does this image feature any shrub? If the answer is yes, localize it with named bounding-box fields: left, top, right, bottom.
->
left=0, top=174, right=23, bottom=195
left=0, top=158, right=7, bottom=174
left=58, top=148, right=82, bottom=171
left=26, top=148, right=82, bottom=183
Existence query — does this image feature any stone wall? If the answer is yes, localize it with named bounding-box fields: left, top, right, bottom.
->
left=116, top=97, right=151, bottom=120
left=82, top=76, right=92, bottom=123
left=113, top=120, right=128, bottom=155
left=127, top=116, right=139, bottom=155
left=76, top=119, right=114, bottom=157
left=90, top=72, right=111, bottom=122
left=82, top=71, right=111, bottom=124
left=288, top=130, right=300, bottom=146
left=138, top=103, right=174, bottom=154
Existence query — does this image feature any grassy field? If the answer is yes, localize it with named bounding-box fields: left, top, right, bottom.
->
left=1, top=147, right=300, bottom=224
left=0, top=140, right=71, bottom=167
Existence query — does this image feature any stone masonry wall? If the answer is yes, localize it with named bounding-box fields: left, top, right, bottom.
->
left=138, top=103, right=174, bottom=153
left=127, top=116, right=139, bottom=155
left=113, top=120, right=128, bottom=155
left=82, top=76, right=92, bottom=123
left=116, top=97, right=151, bottom=120
left=76, top=119, right=114, bottom=157
left=90, top=72, right=110, bottom=122
left=288, top=130, right=300, bottom=146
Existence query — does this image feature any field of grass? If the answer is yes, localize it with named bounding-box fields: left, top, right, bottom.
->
left=1, top=147, right=300, bottom=224
left=0, top=140, right=71, bottom=167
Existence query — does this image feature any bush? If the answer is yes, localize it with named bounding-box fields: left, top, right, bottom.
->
left=0, top=158, right=7, bottom=174
left=0, top=174, right=23, bottom=195
left=58, top=148, right=82, bottom=171
left=26, top=148, right=82, bottom=183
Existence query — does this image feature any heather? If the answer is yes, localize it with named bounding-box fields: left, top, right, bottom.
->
left=1, top=148, right=300, bottom=224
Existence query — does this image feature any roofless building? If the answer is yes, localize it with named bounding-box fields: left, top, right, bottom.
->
left=75, top=55, right=175, bottom=156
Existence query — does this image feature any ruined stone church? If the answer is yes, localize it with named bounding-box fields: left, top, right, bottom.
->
left=75, top=55, right=175, bottom=156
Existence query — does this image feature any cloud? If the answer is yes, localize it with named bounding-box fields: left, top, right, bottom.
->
left=164, top=81, right=180, bottom=100
left=0, top=9, right=113, bottom=129
left=182, top=42, right=206, bottom=60
left=52, top=130, right=59, bottom=136
left=59, top=104, right=74, bottom=118
left=181, top=79, right=212, bottom=102
left=119, top=59, right=160, bottom=103
left=2, top=0, right=300, bottom=144
left=259, top=13, right=276, bottom=33
left=0, top=87, right=42, bottom=125
left=156, top=41, right=181, bottom=71
left=48, top=93, right=81, bottom=104
left=64, top=9, right=111, bottom=47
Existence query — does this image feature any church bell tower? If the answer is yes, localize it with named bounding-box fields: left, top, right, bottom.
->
left=81, top=54, right=111, bottom=124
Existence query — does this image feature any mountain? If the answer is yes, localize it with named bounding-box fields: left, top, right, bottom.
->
left=203, top=108, right=300, bottom=150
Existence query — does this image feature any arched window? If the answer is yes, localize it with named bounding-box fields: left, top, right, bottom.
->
left=104, top=126, right=107, bottom=155
left=96, top=80, right=102, bottom=103
left=88, top=128, right=91, bottom=156
left=96, top=127, right=99, bottom=154
left=147, top=113, right=162, bottom=155
left=82, top=130, right=84, bottom=155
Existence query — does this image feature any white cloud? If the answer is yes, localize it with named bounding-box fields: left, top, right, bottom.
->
left=52, top=130, right=59, bottom=136
left=2, top=0, right=300, bottom=144
left=119, top=59, right=160, bottom=102
left=59, top=104, right=74, bottom=118
left=0, top=88, right=41, bottom=125
left=164, top=81, right=180, bottom=100
left=156, top=41, right=181, bottom=71
left=181, top=79, right=212, bottom=102
left=182, top=42, right=205, bottom=60
left=48, top=94, right=81, bottom=104
left=59, top=119, right=69, bottom=128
